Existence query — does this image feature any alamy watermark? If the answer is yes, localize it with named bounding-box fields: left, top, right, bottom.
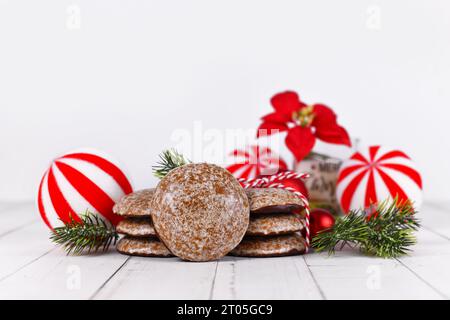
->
left=66, top=264, right=81, bottom=290
left=366, top=265, right=382, bottom=290
left=170, top=121, right=284, bottom=173
left=366, top=5, right=382, bottom=31
left=66, top=4, right=81, bottom=30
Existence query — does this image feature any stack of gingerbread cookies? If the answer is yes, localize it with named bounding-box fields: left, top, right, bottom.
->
left=113, top=189, right=173, bottom=257
left=113, top=163, right=250, bottom=261
left=230, top=188, right=307, bottom=257
left=113, top=163, right=308, bottom=261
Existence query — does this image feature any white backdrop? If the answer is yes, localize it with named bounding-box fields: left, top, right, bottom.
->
left=1, top=0, right=449, bottom=202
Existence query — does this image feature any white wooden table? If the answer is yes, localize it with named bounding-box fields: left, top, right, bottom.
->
left=0, top=202, right=449, bottom=300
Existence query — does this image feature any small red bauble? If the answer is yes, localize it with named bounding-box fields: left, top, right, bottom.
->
left=275, top=177, right=309, bottom=200
left=309, top=208, right=335, bottom=239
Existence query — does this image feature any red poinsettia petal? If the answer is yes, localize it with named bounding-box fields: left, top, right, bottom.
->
left=257, top=121, right=289, bottom=138
left=315, top=124, right=352, bottom=146
left=312, top=104, right=337, bottom=128
left=261, top=112, right=292, bottom=124
left=312, top=103, right=351, bottom=147
left=285, top=126, right=316, bottom=162
left=271, top=91, right=305, bottom=117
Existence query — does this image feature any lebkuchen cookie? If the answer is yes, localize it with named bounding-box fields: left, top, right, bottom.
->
left=231, top=188, right=308, bottom=257
left=230, top=233, right=306, bottom=257
left=114, top=189, right=172, bottom=257
left=113, top=188, right=155, bottom=217
left=116, top=236, right=173, bottom=257
left=116, top=217, right=157, bottom=238
left=245, top=188, right=305, bottom=216
left=246, top=213, right=304, bottom=236
left=152, top=163, right=250, bottom=262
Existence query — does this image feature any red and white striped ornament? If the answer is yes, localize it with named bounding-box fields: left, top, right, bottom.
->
left=336, top=146, right=423, bottom=213
left=37, top=149, right=133, bottom=229
left=226, top=145, right=288, bottom=180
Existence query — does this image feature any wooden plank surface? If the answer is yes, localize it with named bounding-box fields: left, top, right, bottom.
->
left=0, top=203, right=55, bottom=282
left=211, top=256, right=323, bottom=300
left=420, top=203, right=450, bottom=239
left=305, top=239, right=444, bottom=300
left=93, top=257, right=218, bottom=300
left=0, top=249, right=130, bottom=300
left=0, top=201, right=448, bottom=300
left=0, top=202, right=37, bottom=237
left=396, top=228, right=450, bottom=299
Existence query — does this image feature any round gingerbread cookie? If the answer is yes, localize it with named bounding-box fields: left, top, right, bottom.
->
left=230, top=233, right=306, bottom=257
left=245, top=188, right=305, bottom=215
left=116, top=236, right=173, bottom=257
left=246, top=213, right=304, bottom=236
left=152, top=163, right=250, bottom=262
left=113, top=189, right=155, bottom=217
left=116, top=217, right=157, bottom=237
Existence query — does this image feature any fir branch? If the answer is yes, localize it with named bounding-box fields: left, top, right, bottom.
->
left=312, top=200, right=420, bottom=259
left=364, top=201, right=419, bottom=258
left=50, top=211, right=119, bottom=255
left=152, top=149, right=190, bottom=179
left=312, top=211, right=369, bottom=256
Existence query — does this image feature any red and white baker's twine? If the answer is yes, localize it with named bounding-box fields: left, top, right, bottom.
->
left=239, top=171, right=311, bottom=251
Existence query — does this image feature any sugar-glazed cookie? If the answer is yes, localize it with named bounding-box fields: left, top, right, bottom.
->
left=116, top=217, right=157, bottom=237
left=246, top=213, right=304, bottom=236
left=245, top=188, right=305, bottom=215
left=152, top=163, right=249, bottom=262
left=116, top=236, right=173, bottom=257
left=113, top=189, right=155, bottom=217
left=230, top=233, right=306, bottom=257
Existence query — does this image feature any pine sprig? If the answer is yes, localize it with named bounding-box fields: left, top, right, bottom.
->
left=312, top=200, right=420, bottom=258
left=364, top=201, right=419, bottom=257
left=50, top=211, right=119, bottom=255
left=312, top=211, right=368, bottom=255
left=152, top=149, right=190, bottom=179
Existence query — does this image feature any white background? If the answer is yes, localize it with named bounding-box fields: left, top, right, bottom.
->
left=1, top=0, right=449, bottom=202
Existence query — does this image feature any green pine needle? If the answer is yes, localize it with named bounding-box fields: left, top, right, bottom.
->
left=312, top=200, right=420, bottom=259
left=152, top=149, right=190, bottom=179
left=50, top=211, right=119, bottom=255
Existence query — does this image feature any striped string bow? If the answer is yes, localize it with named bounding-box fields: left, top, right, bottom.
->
left=238, top=171, right=311, bottom=251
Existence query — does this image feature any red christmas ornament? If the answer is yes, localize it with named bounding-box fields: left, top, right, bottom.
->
left=309, top=208, right=335, bottom=239
left=336, top=145, right=423, bottom=213
left=37, top=148, right=133, bottom=229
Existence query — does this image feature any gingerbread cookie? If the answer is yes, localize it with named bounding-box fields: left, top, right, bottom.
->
left=113, top=189, right=155, bottom=217
left=116, top=236, right=173, bottom=257
left=246, top=213, right=304, bottom=236
left=116, top=217, right=157, bottom=237
left=152, top=163, right=250, bottom=262
left=245, top=188, right=305, bottom=215
left=230, top=233, right=306, bottom=257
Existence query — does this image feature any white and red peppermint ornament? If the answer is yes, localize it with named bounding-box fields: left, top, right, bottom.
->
left=37, top=149, right=133, bottom=229
left=226, top=145, right=288, bottom=180
left=336, top=146, right=423, bottom=213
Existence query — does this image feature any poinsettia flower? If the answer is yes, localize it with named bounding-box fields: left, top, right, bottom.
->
left=258, top=91, right=351, bottom=161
